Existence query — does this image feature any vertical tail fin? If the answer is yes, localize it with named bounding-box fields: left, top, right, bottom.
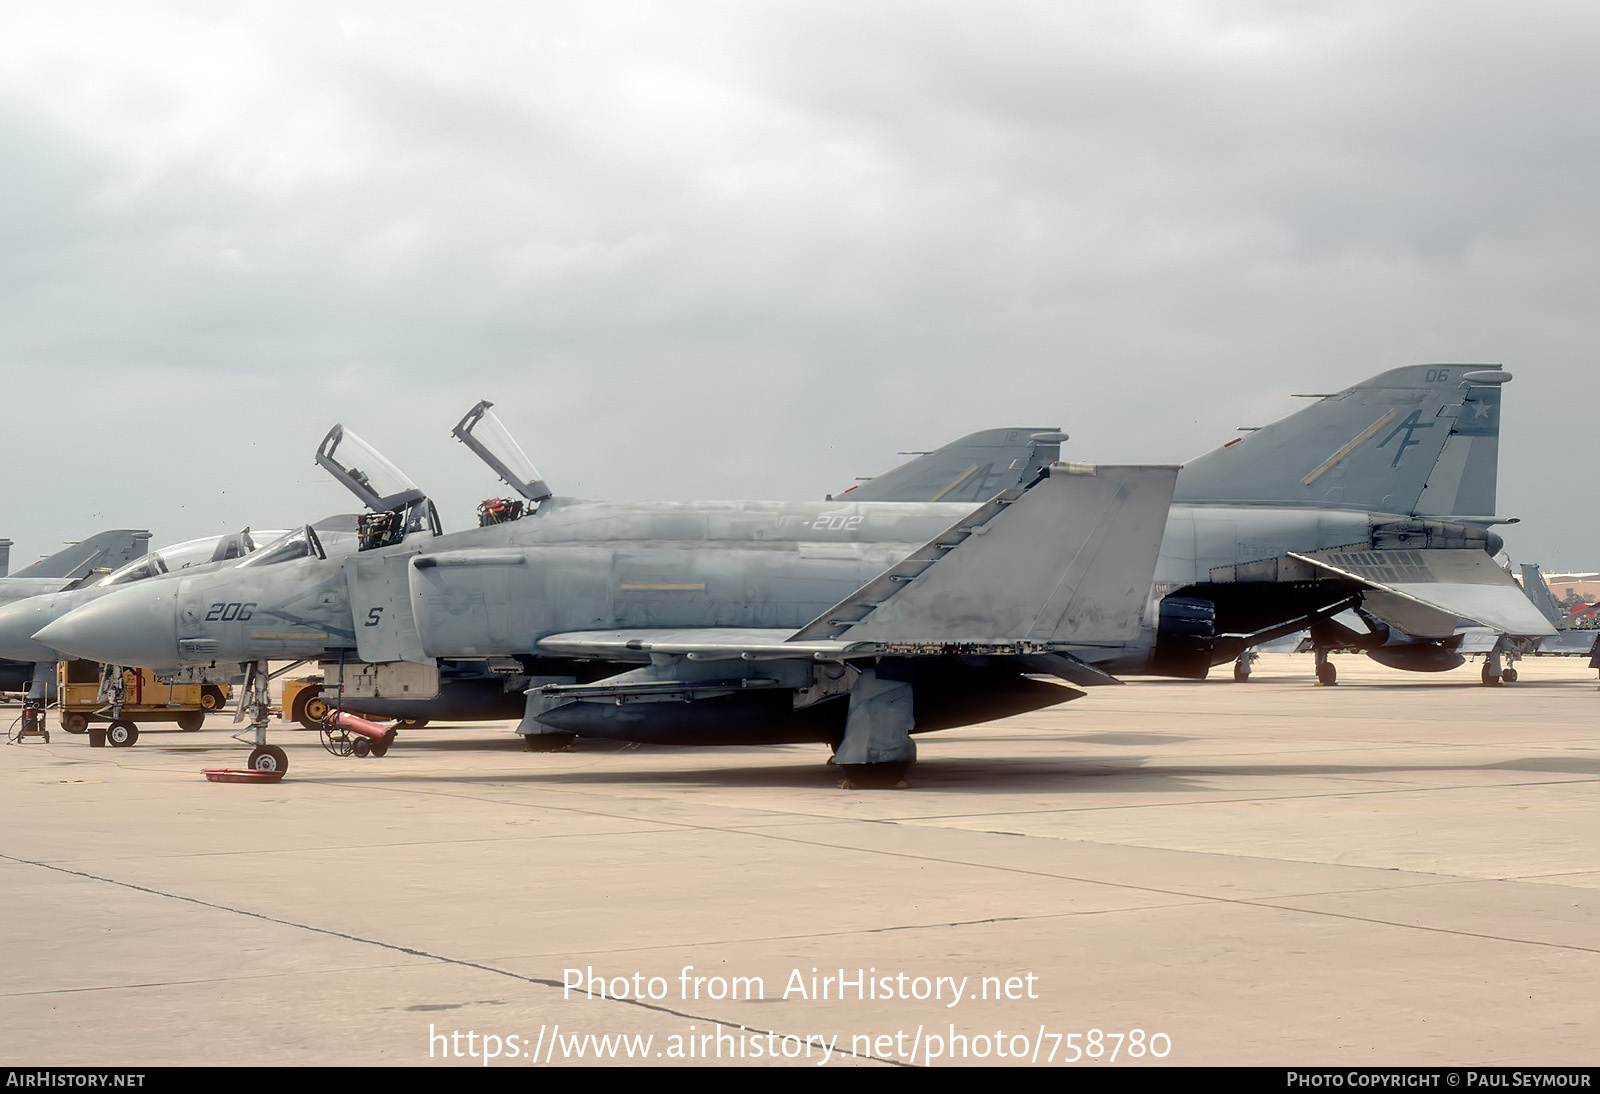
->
left=1519, top=563, right=1569, bottom=628
left=1174, top=365, right=1508, bottom=517
left=833, top=427, right=1065, bottom=503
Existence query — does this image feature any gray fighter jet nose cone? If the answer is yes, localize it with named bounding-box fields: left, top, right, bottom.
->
left=0, top=598, right=62, bottom=661
left=32, top=584, right=180, bottom=667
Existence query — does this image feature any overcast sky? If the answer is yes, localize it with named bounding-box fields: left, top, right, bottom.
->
left=2, top=1, right=1595, bottom=570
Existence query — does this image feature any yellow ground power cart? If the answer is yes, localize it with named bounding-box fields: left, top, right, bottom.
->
left=57, top=659, right=230, bottom=747
left=281, top=674, right=330, bottom=730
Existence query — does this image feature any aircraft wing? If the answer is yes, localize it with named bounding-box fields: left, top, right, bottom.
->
left=534, top=629, right=1123, bottom=688
left=535, top=628, right=866, bottom=661
left=1289, top=549, right=1557, bottom=638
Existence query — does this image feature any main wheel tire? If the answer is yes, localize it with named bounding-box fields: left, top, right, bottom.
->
left=107, top=720, right=139, bottom=747
left=176, top=711, right=204, bottom=731
left=835, top=762, right=911, bottom=790
left=1233, top=661, right=1251, bottom=682
left=62, top=713, right=89, bottom=734
left=247, top=745, right=288, bottom=773
left=1316, top=661, right=1337, bottom=686
left=1481, top=663, right=1502, bottom=686
left=1503, top=667, right=1519, bottom=683
left=199, top=686, right=225, bottom=712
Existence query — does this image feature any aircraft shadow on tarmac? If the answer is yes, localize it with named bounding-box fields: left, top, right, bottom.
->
left=131, top=717, right=1600, bottom=791
left=262, top=744, right=1600, bottom=794
left=1139, top=676, right=1579, bottom=690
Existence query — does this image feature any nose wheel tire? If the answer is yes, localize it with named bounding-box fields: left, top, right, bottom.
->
left=247, top=745, right=288, bottom=774
left=107, top=720, right=139, bottom=747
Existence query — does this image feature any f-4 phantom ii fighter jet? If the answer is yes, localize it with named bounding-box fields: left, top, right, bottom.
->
left=0, top=527, right=361, bottom=739
left=0, top=530, right=151, bottom=693
left=35, top=405, right=1177, bottom=785
left=847, top=365, right=1552, bottom=687
left=1158, top=364, right=1551, bottom=686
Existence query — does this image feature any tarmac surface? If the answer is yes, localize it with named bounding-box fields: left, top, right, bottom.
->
left=1, top=652, right=1596, bottom=1067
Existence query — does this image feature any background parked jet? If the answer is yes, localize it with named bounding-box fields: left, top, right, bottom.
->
left=1514, top=563, right=1600, bottom=658
left=0, top=529, right=150, bottom=598
left=0, top=525, right=361, bottom=727
left=1191, top=365, right=1555, bottom=684
left=0, top=530, right=150, bottom=692
left=822, top=365, right=1547, bottom=686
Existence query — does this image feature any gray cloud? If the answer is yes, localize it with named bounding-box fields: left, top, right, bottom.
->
left=0, top=1, right=1593, bottom=569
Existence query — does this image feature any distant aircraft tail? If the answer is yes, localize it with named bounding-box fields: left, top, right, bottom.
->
left=1519, top=563, right=1569, bottom=628
left=0, top=539, right=10, bottom=577
left=833, top=428, right=1066, bottom=503
left=1174, top=364, right=1510, bottom=518
left=13, top=529, right=151, bottom=581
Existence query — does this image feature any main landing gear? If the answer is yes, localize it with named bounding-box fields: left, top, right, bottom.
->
left=1314, top=649, right=1337, bottom=686
left=830, top=668, right=914, bottom=790
left=1480, top=646, right=1520, bottom=687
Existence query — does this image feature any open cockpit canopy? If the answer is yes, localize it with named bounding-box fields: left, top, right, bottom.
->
left=452, top=399, right=551, bottom=504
